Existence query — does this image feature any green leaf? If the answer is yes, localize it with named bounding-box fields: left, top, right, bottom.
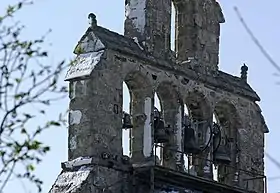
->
left=7, top=5, right=15, bottom=15
left=18, top=2, right=22, bottom=9
left=21, top=128, right=27, bottom=134
left=6, top=143, right=13, bottom=147
left=41, top=52, right=48, bottom=57
left=23, top=113, right=33, bottom=118
left=26, top=164, right=35, bottom=171
left=0, top=151, right=6, bottom=156
left=14, top=92, right=27, bottom=99
left=14, top=145, right=22, bottom=154
left=15, top=78, right=21, bottom=83
left=43, top=146, right=50, bottom=153
left=42, top=100, right=50, bottom=105
left=48, top=121, right=61, bottom=126
left=26, top=50, right=34, bottom=56
left=50, top=79, right=57, bottom=87
left=28, top=140, right=42, bottom=150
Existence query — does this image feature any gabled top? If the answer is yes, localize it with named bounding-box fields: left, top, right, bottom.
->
left=65, top=27, right=106, bottom=81
left=65, top=23, right=260, bottom=102
left=73, top=28, right=105, bottom=55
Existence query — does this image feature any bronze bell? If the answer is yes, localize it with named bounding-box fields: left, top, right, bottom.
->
left=154, top=108, right=169, bottom=143
left=122, top=111, right=133, bottom=129
left=183, top=116, right=201, bottom=154
left=213, top=145, right=231, bottom=165
left=184, top=125, right=201, bottom=154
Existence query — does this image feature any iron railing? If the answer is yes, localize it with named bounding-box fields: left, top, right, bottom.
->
left=153, top=143, right=267, bottom=193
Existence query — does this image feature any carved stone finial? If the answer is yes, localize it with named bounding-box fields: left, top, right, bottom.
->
left=88, top=13, right=97, bottom=28
left=240, top=63, right=248, bottom=82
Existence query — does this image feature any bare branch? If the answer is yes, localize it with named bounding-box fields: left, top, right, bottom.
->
left=234, top=7, right=280, bottom=73
left=0, top=1, right=69, bottom=192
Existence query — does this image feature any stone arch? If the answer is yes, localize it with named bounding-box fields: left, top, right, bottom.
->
left=214, top=100, right=242, bottom=131
left=123, top=71, right=153, bottom=162
left=185, top=91, right=212, bottom=122
left=185, top=90, right=213, bottom=155
left=214, top=100, right=242, bottom=146
left=156, top=81, right=182, bottom=112
left=155, top=81, right=184, bottom=170
left=213, top=99, right=242, bottom=186
left=184, top=90, right=213, bottom=177
left=124, top=70, right=153, bottom=97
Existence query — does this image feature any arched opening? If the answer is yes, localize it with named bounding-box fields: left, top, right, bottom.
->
left=213, top=100, right=240, bottom=186
left=154, top=92, right=163, bottom=165
left=124, top=71, right=153, bottom=162
left=185, top=92, right=212, bottom=177
left=212, top=112, right=219, bottom=181
left=155, top=82, right=183, bottom=170
left=183, top=104, right=190, bottom=172
left=122, top=82, right=131, bottom=157
left=170, top=2, right=176, bottom=51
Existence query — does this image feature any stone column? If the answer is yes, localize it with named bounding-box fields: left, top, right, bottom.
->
left=130, top=91, right=154, bottom=163
left=124, top=0, right=172, bottom=56
left=174, top=0, right=225, bottom=73
left=68, top=72, right=123, bottom=160
left=196, top=116, right=213, bottom=179
left=162, top=103, right=183, bottom=170
left=50, top=65, right=126, bottom=193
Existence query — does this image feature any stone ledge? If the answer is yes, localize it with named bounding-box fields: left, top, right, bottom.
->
left=61, top=155, right=132, bottom=173
left=73, top=26, right=260, bottom=102
left=134, top=165, right=257, bottom=193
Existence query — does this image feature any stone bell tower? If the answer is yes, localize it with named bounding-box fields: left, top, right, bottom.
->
left=174, top=0, right=225, bottom=73
left=49, top=1, right=268, bottom=193
left=125, top=0, right=225, bottom=73
left=124, top=0, right=173, bottom=56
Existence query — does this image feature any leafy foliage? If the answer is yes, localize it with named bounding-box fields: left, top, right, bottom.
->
left=0, top=1, right=68, bottom=192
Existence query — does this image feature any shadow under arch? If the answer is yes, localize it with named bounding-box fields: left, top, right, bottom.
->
left=214, top=100, right=242, bottom=128
left=213, top=99, right=242, bottom=186
left=124, top=71, right=153, bottom=96
left=156, top=81, right=183, bottom=111
left=155, top=81, right=184, bottom=169
left=123, top=71, right=153, bottom=162
left=184, top=90, right=213, bottom=176
left=185, top=90, right=213, bottom=152
left=185, top=91, right=212, bottom=122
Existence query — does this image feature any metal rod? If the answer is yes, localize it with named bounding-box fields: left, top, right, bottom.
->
left=264, top=176, right=267, bottom=193
left=153, top=143, right=265, bottom=178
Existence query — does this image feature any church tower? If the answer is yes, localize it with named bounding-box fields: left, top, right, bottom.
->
left=49, top=1, right=268, bottom=193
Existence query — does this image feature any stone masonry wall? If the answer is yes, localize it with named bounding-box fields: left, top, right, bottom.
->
left=124, top=0, right=172, bottom=56
left=174, top=0, right=225, bottom=73
left=50, top=0, right=267, bottom=192
left=125, top=0, right=225, bottom=74
left=61, top=30, right=267, bottom=191
left=108, top=49, right=266, bottom=192
left=57, top=26, right=266, bottom=192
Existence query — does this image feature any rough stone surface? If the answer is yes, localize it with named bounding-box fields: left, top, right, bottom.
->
left=49, top=1, right=268, bottom=193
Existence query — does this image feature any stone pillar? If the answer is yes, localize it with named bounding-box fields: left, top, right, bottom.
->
left=130, top=91, right=153, bottom=163
left=124, top=0, right=172, bottom=56
left=196, top=116, right=213, bottom=178
left=50, top=67, right=126, bottom=193
left=174, top=0, right=225, bottom=73
left=162, top=103, right=183, bottom=170
left=238, top=125, right=265, bottom=193
left=49, top=22, right=128, bottom=192
left=68, top=72, right=123, bottom=160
